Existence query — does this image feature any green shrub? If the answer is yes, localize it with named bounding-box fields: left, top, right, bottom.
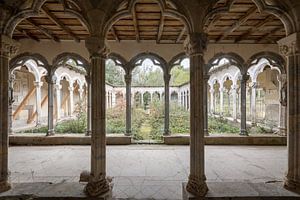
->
left=170, top=103, right=190, bottom=134
left=208, top=117, right=240, bottom=134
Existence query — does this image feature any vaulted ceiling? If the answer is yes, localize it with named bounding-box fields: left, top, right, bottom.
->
left=12, top=0, right=286, bottom=44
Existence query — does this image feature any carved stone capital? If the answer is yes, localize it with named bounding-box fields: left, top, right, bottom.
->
left=278, top=32, right=300, bottom=56
left=85, top=36, right=109, bottom=58
left=84, top=173, right=111, bottom=197
left=0, top=35, right=19, bottom=57
left=186, top=175, right=208, bottom=197
left=184, top=32, right=208, bottom=56
left=45, top=75, right=56, bottom=85
left=240, top=74, right=250, bottom=83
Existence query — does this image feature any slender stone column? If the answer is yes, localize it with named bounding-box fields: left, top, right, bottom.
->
left=209, top=88, right=214, bottom=114
left=178, top=92, right=181, bottom=106
left=277, top=74, right=287, bottom=136
left=231, top=84, right=238, bottom=121
left=125, top=74, right=132, bottom=136
left=219, top=86, right=224, bottom=115
left=8, top=74, right=15, bottom=135
left=250, top=82, right=257, bottom=125
left=141, top=92, right=144, bottom=107
left=46, top=75, right=55, bottom=136
left=34, top=81, right=43, bottom=125
left=203, top=75, right=210, bottom=136
left=55, top=84, right=62, bottom=120
left=164, top=73, right=171, bottom=135
left=240, top=74, right=249, bottom=136
left=278, top=33, right=300, bottom=193
left=78, top=88, right=84, bottom=101
left=185, top=32, right=208, bottom=196
left=68, top=86, right=74, bottom=116
left=83, top=37, right=110, bottom=197
left=85, top=76, right=91, bottom=136
left=0, top=35, right=18, bottom=192
left=112, top=92, right=116, bottom=107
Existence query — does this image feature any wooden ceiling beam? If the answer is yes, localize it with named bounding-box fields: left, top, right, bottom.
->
left=206, top=14, right=222, bottom=32
left=156, top=14, right=165, bottom=43
left=15, top=28, right=40, bottom=42
left=256, top=27, right=281, bottom=43
left=25, top=18, right=60, bottom=42
left=132, top=5, right=140, bottom=42
left=176, top=27, right=186, bottom=43
left=111, top=26, right=120, bottom=42
left=216, top=6, right=257, bottom=42
left=41, top=6, right=80, bottom=43
left=235, top=15, right=274, bottom=42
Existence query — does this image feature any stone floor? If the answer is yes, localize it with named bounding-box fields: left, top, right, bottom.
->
left=9, top=145, right=289, bottom=199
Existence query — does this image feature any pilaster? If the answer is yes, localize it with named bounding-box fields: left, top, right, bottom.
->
left=278, top=33, right=300, bottom=193
left=0, top=35, right=19, bottom=192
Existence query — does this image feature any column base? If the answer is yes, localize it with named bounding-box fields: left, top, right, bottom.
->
left=277, top=127, right=287, bottom=136
left=46, top=129, right=55, bottom=136
left=0, top=181, right=11, bottom=193
left=284, top=178, right=300, bottom=194
left=85, top=130, right=91, bottom=136
left=204, top=129, right=209, bottom=136
left=182, top=181, right=208, bottom=199
left=239, top=129, right=248, bottom=136
left=124, top=131, right=131, bottom=136
left=84, top=173, right=113, bottom=198
left=185, top=175, right=208, bottom=197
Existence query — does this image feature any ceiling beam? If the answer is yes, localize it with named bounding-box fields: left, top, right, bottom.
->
left=256, top=27, right=282, bottom=43
left=156, top=14, right=165, bottom=44
left=216, top=6, right=257, bottom=42
left=176, top=27, right=186, bottom=43
left=41, top=6, right=80, bottom=43
left=132, top=5, right=140, bottom=42
left=235, top=15, right=274, bottom=42
left=15, top=28, right=40, bottom=42
left=206, top=15, right=222, bottom=32
left=111, top=26, right=120, bottom=42
left=25, top=18, right=60, bottom=42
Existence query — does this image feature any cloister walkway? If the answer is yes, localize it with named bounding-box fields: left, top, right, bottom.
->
left=9, top=145, right=287, bottom=199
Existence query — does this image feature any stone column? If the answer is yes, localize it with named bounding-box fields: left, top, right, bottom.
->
left=141, top=92, right=144, bottom=107
left=55, top=84, right=62, bottom=120
left=125, top=74, right=132, bottom=136
left=46, top=75, right=55, bottom=136
left=178, top=92, right=182, bottom=106
left=251, top=82, right=257, bottom=125
left=0, top=35, right=18, bottom=192
left=203, top=75, right=210, bottom=136
left=164, top=73, right=171, bottom=135
left=68, top=86, right=74, bottom=116
left=278, top=33, right=300, bottom=193
left=209, top=88, right=214, bottom=114
left=112, top=92, right=116, bottom=107
left=277, top=74, right=287, bottom=136
left=83, top=37, right=110, bottom=197
left=85, top=76, right=91, bottom=136
left=34, top=81, right=43, bottom=125
left=78, top=88, right=84, bottom=101
left=8, top=74, right=15, bottom=135
left=184, top=32, right=208, bottom=196
left=231, top=84, right=238, bottom=121
left=219, top=86, right=224, bottom=115
left=240, top=74, right=249, bottom=136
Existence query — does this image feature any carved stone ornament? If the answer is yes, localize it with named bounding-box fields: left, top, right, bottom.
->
left=0, top=35, right=19, bottom=56
left=85, top=36, right=109, bottom=58
left=184, top=32, right=208, bottom=56
left=278, top=33, right=300, bottom=56
left=84, top=173, right=111, bottom=197
left=186, top=175, right=208, bottom=197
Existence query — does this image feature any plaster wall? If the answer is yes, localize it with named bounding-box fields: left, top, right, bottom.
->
left=17, top=39, right=280, bottom=64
